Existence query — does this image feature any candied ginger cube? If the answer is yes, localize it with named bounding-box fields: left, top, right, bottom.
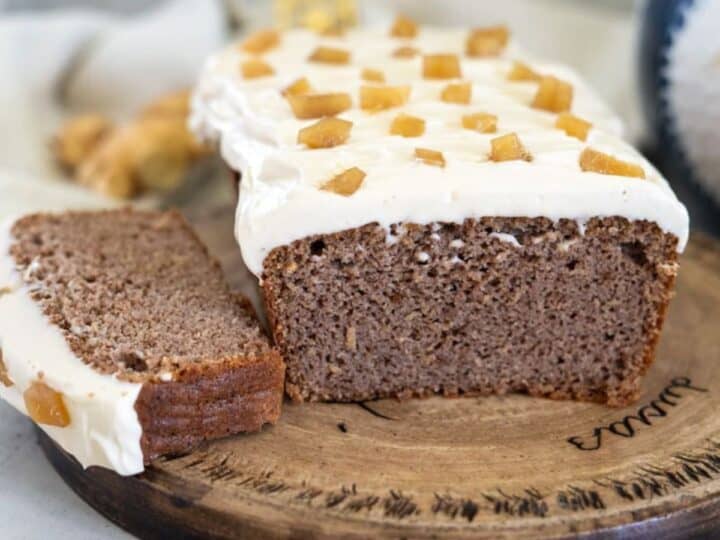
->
left=309, top=46, right=351, bottom=65
left=321, top=167, right=366, bottom=196
left=298, top=117, right=353, bottom=148
left=24, top=381, right=71, bottom=427
left=361, top=68, right=385, bottom=83
left=556, top=113, right=592, bottom=141
left=462, top=112, right=497, bottom=133
left=579, top=148, right=645, bottom=178
left=393, top=46, right=420, bottom=58
left=287, top=93, right=352, bottom=119
left=423, top=54, right=462, bottom=80
left=415, top=148, right=446, bottom=167
left=532, top=76, right=573, bottom=113
left=360, top=85, right=410, bottom=111
left=466, top=26, right=510, bottom=57
left=241, top=29, right=280, bottom=54
left=241, top=59, right=274, bottom=79
left=507, top=61, right=541, bottom=82
left=490, top=133, right=531, bottom=162
left=390, top=15, right=418, bottom=38
left=283, top=77, right=312, bottom=97
left=441, top=82, right=472, bottom=104
left=390, top=114, right=425, bottom=137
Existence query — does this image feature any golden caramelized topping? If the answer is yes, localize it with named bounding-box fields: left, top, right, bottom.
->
left=556, top=113, right=592, bottom=141
left=579, top=148, right=645, bottom=178
left=507, top=60, right=542, bottom=82
left=287, top=93, right=352, bottom=119
left=360, top=85, right=410, bottom=111
left=241, top=59, right=275, bottom=79
left=390, top=113, right=426, bottom=137
left=24, top=381, right=71, bottom=428
left=415, top=147, right=446, bottom=167
left=423, top=54, right=462, bottom=80
left=462, top=112, right=498, bottom=133
left=0, top=349, right=13, bottom=387
left=466, top=26, right=510, bottom=57
left=441, top=82, right=472, bottom=104
left=241, top=28, right=280, bottom=54
left=321, top=167, right=366, bottom=196
left=390, top=15, right=418, bottom=38
left=361, top=68, right=385, bottom=83
left=393, top=46, right=420, bottom=59
left=490, top=133, right=531, bottom=162
left=283, top=77, right=312, bottom=97
left=298, top=117, right=353, bottom=148
left=309, top=46, right=351, bottom=65
left=532, top=76, right=573, bottom=113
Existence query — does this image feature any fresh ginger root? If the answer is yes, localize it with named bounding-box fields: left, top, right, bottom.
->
left=54, top=89, right=212, bottom=199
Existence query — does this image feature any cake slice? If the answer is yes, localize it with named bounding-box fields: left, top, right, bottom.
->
left=191, top=20, right=689, bottom=407
left=0, top=209, right=283, bottom=475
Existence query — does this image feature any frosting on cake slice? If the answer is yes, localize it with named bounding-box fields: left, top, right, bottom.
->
left=191, top=25, right=689, bottom=276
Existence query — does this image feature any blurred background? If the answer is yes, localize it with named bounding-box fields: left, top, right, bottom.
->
left=0, top=0, right=717, bottom=236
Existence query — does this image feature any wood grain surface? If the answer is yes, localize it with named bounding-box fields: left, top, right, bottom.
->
left=40, top=206, right=720, bottom=539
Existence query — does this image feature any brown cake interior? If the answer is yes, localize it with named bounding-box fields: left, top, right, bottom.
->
left=262, top=216, right=678, bottom=407
left=9, top=209, right=284, bottom=462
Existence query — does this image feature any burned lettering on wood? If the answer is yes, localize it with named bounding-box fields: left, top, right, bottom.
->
left=567, top=377, right=708, bottom=451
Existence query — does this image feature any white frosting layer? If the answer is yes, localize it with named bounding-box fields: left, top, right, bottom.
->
left=0, top=219, right=144, bottom=476
left=191, top=26, right=690, bottom=276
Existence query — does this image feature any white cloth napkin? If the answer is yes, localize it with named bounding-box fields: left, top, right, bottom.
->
left=0, top=0, right=227, bottom=221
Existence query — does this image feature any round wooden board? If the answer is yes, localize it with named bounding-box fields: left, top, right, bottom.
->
left=40, top=207, right=720, bottom=539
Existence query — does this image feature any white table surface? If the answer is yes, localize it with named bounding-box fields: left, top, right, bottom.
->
left=0, top=401, right=131, bottom=539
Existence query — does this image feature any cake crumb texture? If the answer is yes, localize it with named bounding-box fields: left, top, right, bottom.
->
left=263, top=217, right=678, bottom=407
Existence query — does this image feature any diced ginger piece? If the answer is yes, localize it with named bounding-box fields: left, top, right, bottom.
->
left=579, top=148, right=645, bottom=178
left=390, top=114, right=425, bottom=137
left=507, top=60, right=541, bottom=82
left=390, top=15, right=418, bottom=38
left=0, top=349, right=13, bottom=387
left=466, top=26, right=510, bottom=57
left=287, top=93, right=352, bottom=119
left=361, top=68, right=385, bottom=83
left=309, top=46, right=351, bottom=65
left=321, top=167, right=366, bottom=196
left=241, top=28, right=280, bottom=54
left=24, top=381, right=71, bottom=427
left=393, top=46, right=420, bottom=59
left=490, top=133, right=531, bottom=162
left=423, top=54, right=462, bottom=80
left=462, top=112, right=498, bottom=133
left=298, top=117, right=353, bottom=148
left=532, top=76, right=573, bottom=113
left=441, top=82, right=472, bottom=104
left=415, top=147, right=446, bottom=167
left=283, top=77, right=312, bottom=97
left=360, top=85, right=410, bottom=111
left=556, top=113, right=592, bottom=141
left=241, top=59, right=274, bottom=79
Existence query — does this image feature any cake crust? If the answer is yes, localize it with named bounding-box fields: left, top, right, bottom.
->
left=262, top=216, right=678, bottom=407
